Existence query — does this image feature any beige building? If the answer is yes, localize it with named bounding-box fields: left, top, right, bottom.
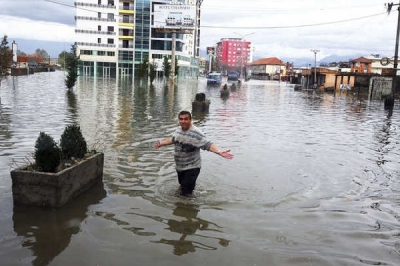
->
left=249, top=57, right=286, bottom=80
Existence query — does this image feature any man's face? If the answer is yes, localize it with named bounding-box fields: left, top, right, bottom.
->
left=179, top=114, right=191, bottom=131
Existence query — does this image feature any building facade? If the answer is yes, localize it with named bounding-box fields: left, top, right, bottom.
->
left=75, top=0, right=201, bottom=79
left=249, top=57, right=285, bottom=80
left=350, top=57, right=372, bottom=74
left=215, top=38, right=252, bottom=74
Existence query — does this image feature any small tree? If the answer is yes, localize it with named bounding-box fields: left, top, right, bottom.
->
left=35, top=48, right=49, bottom=63
left=34, top=132, right=61, bottom=173
left=137, top=57, right=149, bottom=82
left=162, top=56, right=171, bottom=78
left=60, top=125, right=87, bottom=159
left=65, top=44, right=79, bottom=89
left=58, top=51, right=69, bottom=69
left=0, top=35, right=12, bottom=81
left=149, top=61, right=156, bottom=84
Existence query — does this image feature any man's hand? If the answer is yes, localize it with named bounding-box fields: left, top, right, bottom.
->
left=219, top=149, right=234, bottom=159
left=155, top=140, right=161, bottom=149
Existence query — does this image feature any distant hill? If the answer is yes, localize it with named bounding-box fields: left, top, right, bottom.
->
left=319, top=54, right=363, bottom=64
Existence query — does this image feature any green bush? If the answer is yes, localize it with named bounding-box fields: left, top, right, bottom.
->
left=34, top=132, right=61, bottom=173
left=60, top=125, right=87, bottom=159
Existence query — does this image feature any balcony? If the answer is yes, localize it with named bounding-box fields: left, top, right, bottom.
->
left=118, top=29, right=133, bottom=40
left=119, top=3, right=134, bottom=15
left=75, top=29, right=116, bottom=36
left=119, top=18, right=134, bottom=28
left=76, top=42, right=116, bottom=48
left=119, top=35, right=134, bottom=40
left=119, top=44, right=134, bottom=49
left=75, top=2, right=116, bottom=9
left=75, top=16, right=116, bottom=22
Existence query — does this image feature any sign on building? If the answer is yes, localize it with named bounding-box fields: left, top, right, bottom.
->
left=153, top=4, right=196, bottom=30
left=207, top=47, right=215, bottom=56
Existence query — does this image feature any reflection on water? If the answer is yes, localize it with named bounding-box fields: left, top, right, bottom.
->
left=149, top=203, right=230, bottom=256
left=1, top=73, right=400, bottom=265
left=12, top=181, right=106, bottom=266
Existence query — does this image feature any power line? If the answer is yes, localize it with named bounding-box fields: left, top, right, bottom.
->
left=202, top=12, right=387, bottom=30
left=202, top=3, right=382, bottom=13
left=43, top=0, right=124, bottom=18
left=42, top=0, right=387, bottom=31
left=43, top=0, right=72, bottom=8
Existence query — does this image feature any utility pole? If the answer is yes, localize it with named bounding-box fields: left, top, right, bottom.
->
left=171, top=32, right=176, bottom=82
left=310, top=49, right=320, bottom=88
left=385, top=1, right=400, bottom=112
left=193, top=0, right=204, bottom=57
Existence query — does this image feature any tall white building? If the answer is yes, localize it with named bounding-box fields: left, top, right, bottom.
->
left=74, top=0, right=201, bottom=79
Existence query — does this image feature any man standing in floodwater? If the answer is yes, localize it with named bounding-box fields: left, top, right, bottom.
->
left=155, top=110, right=234, bottom=196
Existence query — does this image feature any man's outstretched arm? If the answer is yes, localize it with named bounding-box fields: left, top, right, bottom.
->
left=209, top=144, right=234, bottom=159
left=155, top=137, right=173, bottom=149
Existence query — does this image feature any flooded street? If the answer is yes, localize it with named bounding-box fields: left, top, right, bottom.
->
left=1, top=71, right=400, bottom=265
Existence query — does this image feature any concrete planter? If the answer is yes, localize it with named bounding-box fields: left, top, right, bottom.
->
left=10, top=153, right=104, bottom=208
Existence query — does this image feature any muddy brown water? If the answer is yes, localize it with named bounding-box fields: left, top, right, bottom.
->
left=1, top=72, right=400, bottom=265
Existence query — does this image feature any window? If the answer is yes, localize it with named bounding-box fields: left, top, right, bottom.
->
left=107, top=38, right=114, bottom=44
left=119, top=51, right=133, bottom=60
left=98, top=38, right=101, bottom=43
left=98, top=25, right=101, bottom=31
left=98, top=12, right=101, bottom=18
left=108, top=13, right=114, bottom=20
left=107, top=51, right=115, bottom=56
left=81, top=50, right=93, bottom=55
left=122, top=29, right=129, bottom=36
left=98, top=51, right=106, bottom=56
left=107, top=26, right=114, bottom=32
left=98, top=0, right=101, bottom=5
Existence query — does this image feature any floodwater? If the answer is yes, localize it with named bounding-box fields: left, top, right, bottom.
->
left=1, top=71, right=400, bottom=266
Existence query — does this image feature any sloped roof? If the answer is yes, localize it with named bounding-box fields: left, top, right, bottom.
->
left=351, top=57, right=372, bottom=63
left=250, top=57, right=284, bottom=66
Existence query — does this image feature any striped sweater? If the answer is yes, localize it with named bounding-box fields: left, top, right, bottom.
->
left=172, top=125, right=212, bottom=171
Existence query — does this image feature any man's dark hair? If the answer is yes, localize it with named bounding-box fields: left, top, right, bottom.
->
left=179, top=110, right=192, bottom=120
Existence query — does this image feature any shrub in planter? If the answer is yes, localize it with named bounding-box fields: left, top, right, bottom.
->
left=34, top=132, right=61, bottom=173
left=60, top=125, right=87, bottom=159
left=11, top=126, right=104, bottom=207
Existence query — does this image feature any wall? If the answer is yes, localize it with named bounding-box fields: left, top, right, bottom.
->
left=369, top=77, right=392, bottom=99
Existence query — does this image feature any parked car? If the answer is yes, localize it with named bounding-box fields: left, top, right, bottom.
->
left=227, top=71, right=239, bottom=81
left=207, top=72, right=222, bottom=85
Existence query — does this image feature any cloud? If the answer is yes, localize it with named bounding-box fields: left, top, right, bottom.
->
left=0, top=0, right=397, bottom=62
left=0, top=15, right=75, bottom=42
left=0, top=0, right=75, bottom=25
left=200, top=0, right=397, bottom=60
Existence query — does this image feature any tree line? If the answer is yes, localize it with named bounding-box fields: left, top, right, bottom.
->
left=0, top=35, right=78, bottom=89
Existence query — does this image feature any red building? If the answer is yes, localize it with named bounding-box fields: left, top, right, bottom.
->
left=215, top=38, right=252, bottom=73
left=350, top=57, right=372, bottom=73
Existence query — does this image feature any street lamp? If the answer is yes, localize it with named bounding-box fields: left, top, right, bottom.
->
left=310, top=49, right=320, bottom=88
left=233, top=32, right=255, bottom=79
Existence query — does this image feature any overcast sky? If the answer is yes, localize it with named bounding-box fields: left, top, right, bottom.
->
left=0, top=0, right=398, bottom=62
